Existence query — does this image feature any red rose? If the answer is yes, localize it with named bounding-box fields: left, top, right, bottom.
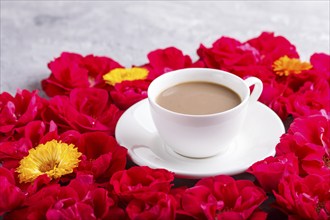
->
left=273, top=174, right=330, bottom=220
left=90, top=186, right=126, bottom=220
left=21, top=120, right=49, bottom=145
left=0, top=120, right=55, bottom=169
left=40, top=129, right=127, bottom=184
left=42, top=131, right=118, bottom=184
left=0, top=90, right=47, bottom=140
left=310, top=53, right=330, bottom=81
left=144, top=47, right=203, bottom=80
left=287, top=80, right=330, bottom=118
left=45, top=174, right=121, bottom=220
left=82, top=54, right=123, bottom=87
left=110, top=166, right=174, bottom=202
left=285, top=70, right=323, bottom=94
left=259, top=80, right=293, bottom=120
left=126, top=192, right=176, bottom=220
left=269, top=96, right=292, bottom=121
left=5, top=183, right=61, bottom=219
left=110, top=80, right=150, bottom=110
left=0, top=168, right=25, bottom=215
left=259, top=79, right=288, bottom=105
left=0, top=121, right=54, bottom=160
left=5, top=174, right=125, bottom=220
left=179, top=185, right=214, bottom=219
left=197, top=37, right=266, bottom=79
left=276, top=113, right=330, bottom=176
left=76, top=132, right=127, bottom=183
left=246, top=32, right=299, bottom=66
left=247, top=153, right=299, bottom=192
left=178, top=175, right=267, bottom=219
left=0, top=138, right=31, bottom=169
left=24, top=174, right=52, bottom=197
left=42, top=52, right=122, bottom=97
left=279, top=54, right=329, bottom=98
left=0, top=119, right=126, bottom=184
left=47, top=202, right=96, bottom=220
left=0, top=120, right=78, bottom=169
left=41, top=88, right=122, bottom=135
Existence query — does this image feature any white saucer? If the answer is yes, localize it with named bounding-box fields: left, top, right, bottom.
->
left=115, top=99, right=285, bottom=179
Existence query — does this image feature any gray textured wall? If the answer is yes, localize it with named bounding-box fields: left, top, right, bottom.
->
left=1, top=1, right=329, bottom=95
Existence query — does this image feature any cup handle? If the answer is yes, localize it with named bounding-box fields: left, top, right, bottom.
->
left=244, top=77, right=263, bottom=103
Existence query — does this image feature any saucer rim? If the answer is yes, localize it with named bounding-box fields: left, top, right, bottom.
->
left=115, top=99, right=285, bottom=179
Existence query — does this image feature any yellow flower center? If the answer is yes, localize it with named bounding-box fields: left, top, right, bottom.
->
left=16, top=140, right=82, bottom=183
left=103, top=67, right=149, bottom=86
left=272, top=55, right=313, bottom=76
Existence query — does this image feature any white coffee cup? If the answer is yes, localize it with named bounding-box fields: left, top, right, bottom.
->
left=148, top=68, right=263, bottom=158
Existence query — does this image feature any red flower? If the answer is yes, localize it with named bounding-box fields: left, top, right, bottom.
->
left=145, top=47, right=203, bottom=80
left=0, top=119, right=126, bottom=184
left=46, top=174, right=124, bottom=220
left=110, top=166, right=174, bottom=202
left=0, top=120, right=53, bottom=169
left=2, top=34, right=330, bottom=218
left=42, top=52, right=122, bottom=97
left=76, top=132, right=127, bottom=183
left=0, top=121, right=57, bottom=160
left=126, top=192, right=176, bottom=220
left=0, top=168, right=25, bottom=215
left=89, top=186, right=126, bottom=219
left=41, top=88, right=122, bottom=135
left=258, top=80, right=293, bottom=120
left=0, top=138, right=31, bottom=169
left=37, top=127, right=126, bottom=183
left=4, top=182, right=60, bottom=219
left=246, top=32, right=299, bottom=66
left=177, top=175, right=267, bottom=219
left=269, top=96, right=292, bottom=121
left=0, top=119, right=81, bottom=170
left=287, top=80, right=330, bottom=118
left=177, top=185, right=214, bottom=219
left=5, top=174, right=125, bottom=220
left=276, top=113, right=330, bottom=176
left=247, top=153, right=299, bottom=192
left=310, top=53, right=330, bottom=81
left=273, top=174, right=330, bottom=220
left=277, top=54, right=329, bottom=96
left=197, top=36, right=269, bottom=79
left=285, top=70, right=323, bottom=94
left=110, top=80, right=151, bottom=110
left=82, top=54, right=123, bottom=86
left=0, top=90, right=47, bottom=140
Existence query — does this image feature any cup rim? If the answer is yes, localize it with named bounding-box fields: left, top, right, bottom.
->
left=147, top=68, right=250, bottom=118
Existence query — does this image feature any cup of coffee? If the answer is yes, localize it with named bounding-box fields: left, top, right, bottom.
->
left=148, top=68, right=263, bottom=158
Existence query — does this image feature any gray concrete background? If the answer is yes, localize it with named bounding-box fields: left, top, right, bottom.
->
left=1, top=1, right=329, bottom=95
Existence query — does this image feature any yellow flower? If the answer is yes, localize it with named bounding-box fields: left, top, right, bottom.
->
left=103, top=67, right=149, bottom=86
left=272, top=55, right=313, bottom=76
left=16, top=140, right=82, bottom=183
